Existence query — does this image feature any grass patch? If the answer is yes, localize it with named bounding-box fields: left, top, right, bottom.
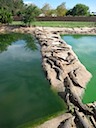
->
left=11, top=21, right=23, bottom=26
left=11, top=21, right=96, bottom=28
left=31, top=21, right=96, bottom=28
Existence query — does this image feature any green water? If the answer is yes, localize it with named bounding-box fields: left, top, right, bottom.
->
left=62, top=35, right=96, bottom=104
left=0, top=33, right=66, bottom=128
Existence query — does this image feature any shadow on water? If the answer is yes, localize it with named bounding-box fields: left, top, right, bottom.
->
left=0, top=33, right=66, bottom=128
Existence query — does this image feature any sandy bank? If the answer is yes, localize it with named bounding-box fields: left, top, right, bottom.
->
left=0, top=25, right=96, bottom=35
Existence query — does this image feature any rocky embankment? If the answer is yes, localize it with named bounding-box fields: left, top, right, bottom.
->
left=35, top=27, right=96, bottom=128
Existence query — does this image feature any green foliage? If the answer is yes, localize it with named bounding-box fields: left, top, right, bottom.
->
left=12, top=0, right=24, bottom=16
left=66, top=9, right=73, bottom=16
left=0, top=7, right=13, bottom=24
left=71, top=4, right=90, bottom=16
left=22, top=4, right=41, bottom=26
left=0, top=0, right=24, bottom=16
left=56, top=2, right=67, bottom=16
left=0, top=0, right=92, bottom=25
left=0, top=0, right=24, bottom=24
left=41, top=2, right=67, bottom=16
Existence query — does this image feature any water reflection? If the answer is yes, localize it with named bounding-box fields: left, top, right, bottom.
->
left=73, top=35, right=85, bottom=39
left=0, top=40, right=39, bottom=62
left=0, top=33, right=37, bottom=53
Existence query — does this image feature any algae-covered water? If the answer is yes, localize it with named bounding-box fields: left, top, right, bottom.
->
left=0, top=33, right=66, bottom=128
left=62, top=35, right=96, bottom=104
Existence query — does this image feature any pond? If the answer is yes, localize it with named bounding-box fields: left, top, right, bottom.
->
left=0, top=33, right=66, bottom=128
left=62, top=35, right=96, bottom=104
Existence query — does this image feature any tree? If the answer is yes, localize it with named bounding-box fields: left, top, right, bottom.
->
left=66, top=9, right=73, bottom=16
left=0, top=0, right=24, bottom=16
left=0, top=7, right=13, bottom=24
left=71, top=4, right=90, bottom=16
left=56, top=2, right=67, bottom=16
left=11, top=0, right=24, bottom=16
left=41, top=3, right=52, bottom=16
left=22, top=4, right=41, bottom=27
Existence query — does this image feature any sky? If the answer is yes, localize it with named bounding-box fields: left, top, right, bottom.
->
left=23, top=0, right=96, bottom=12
